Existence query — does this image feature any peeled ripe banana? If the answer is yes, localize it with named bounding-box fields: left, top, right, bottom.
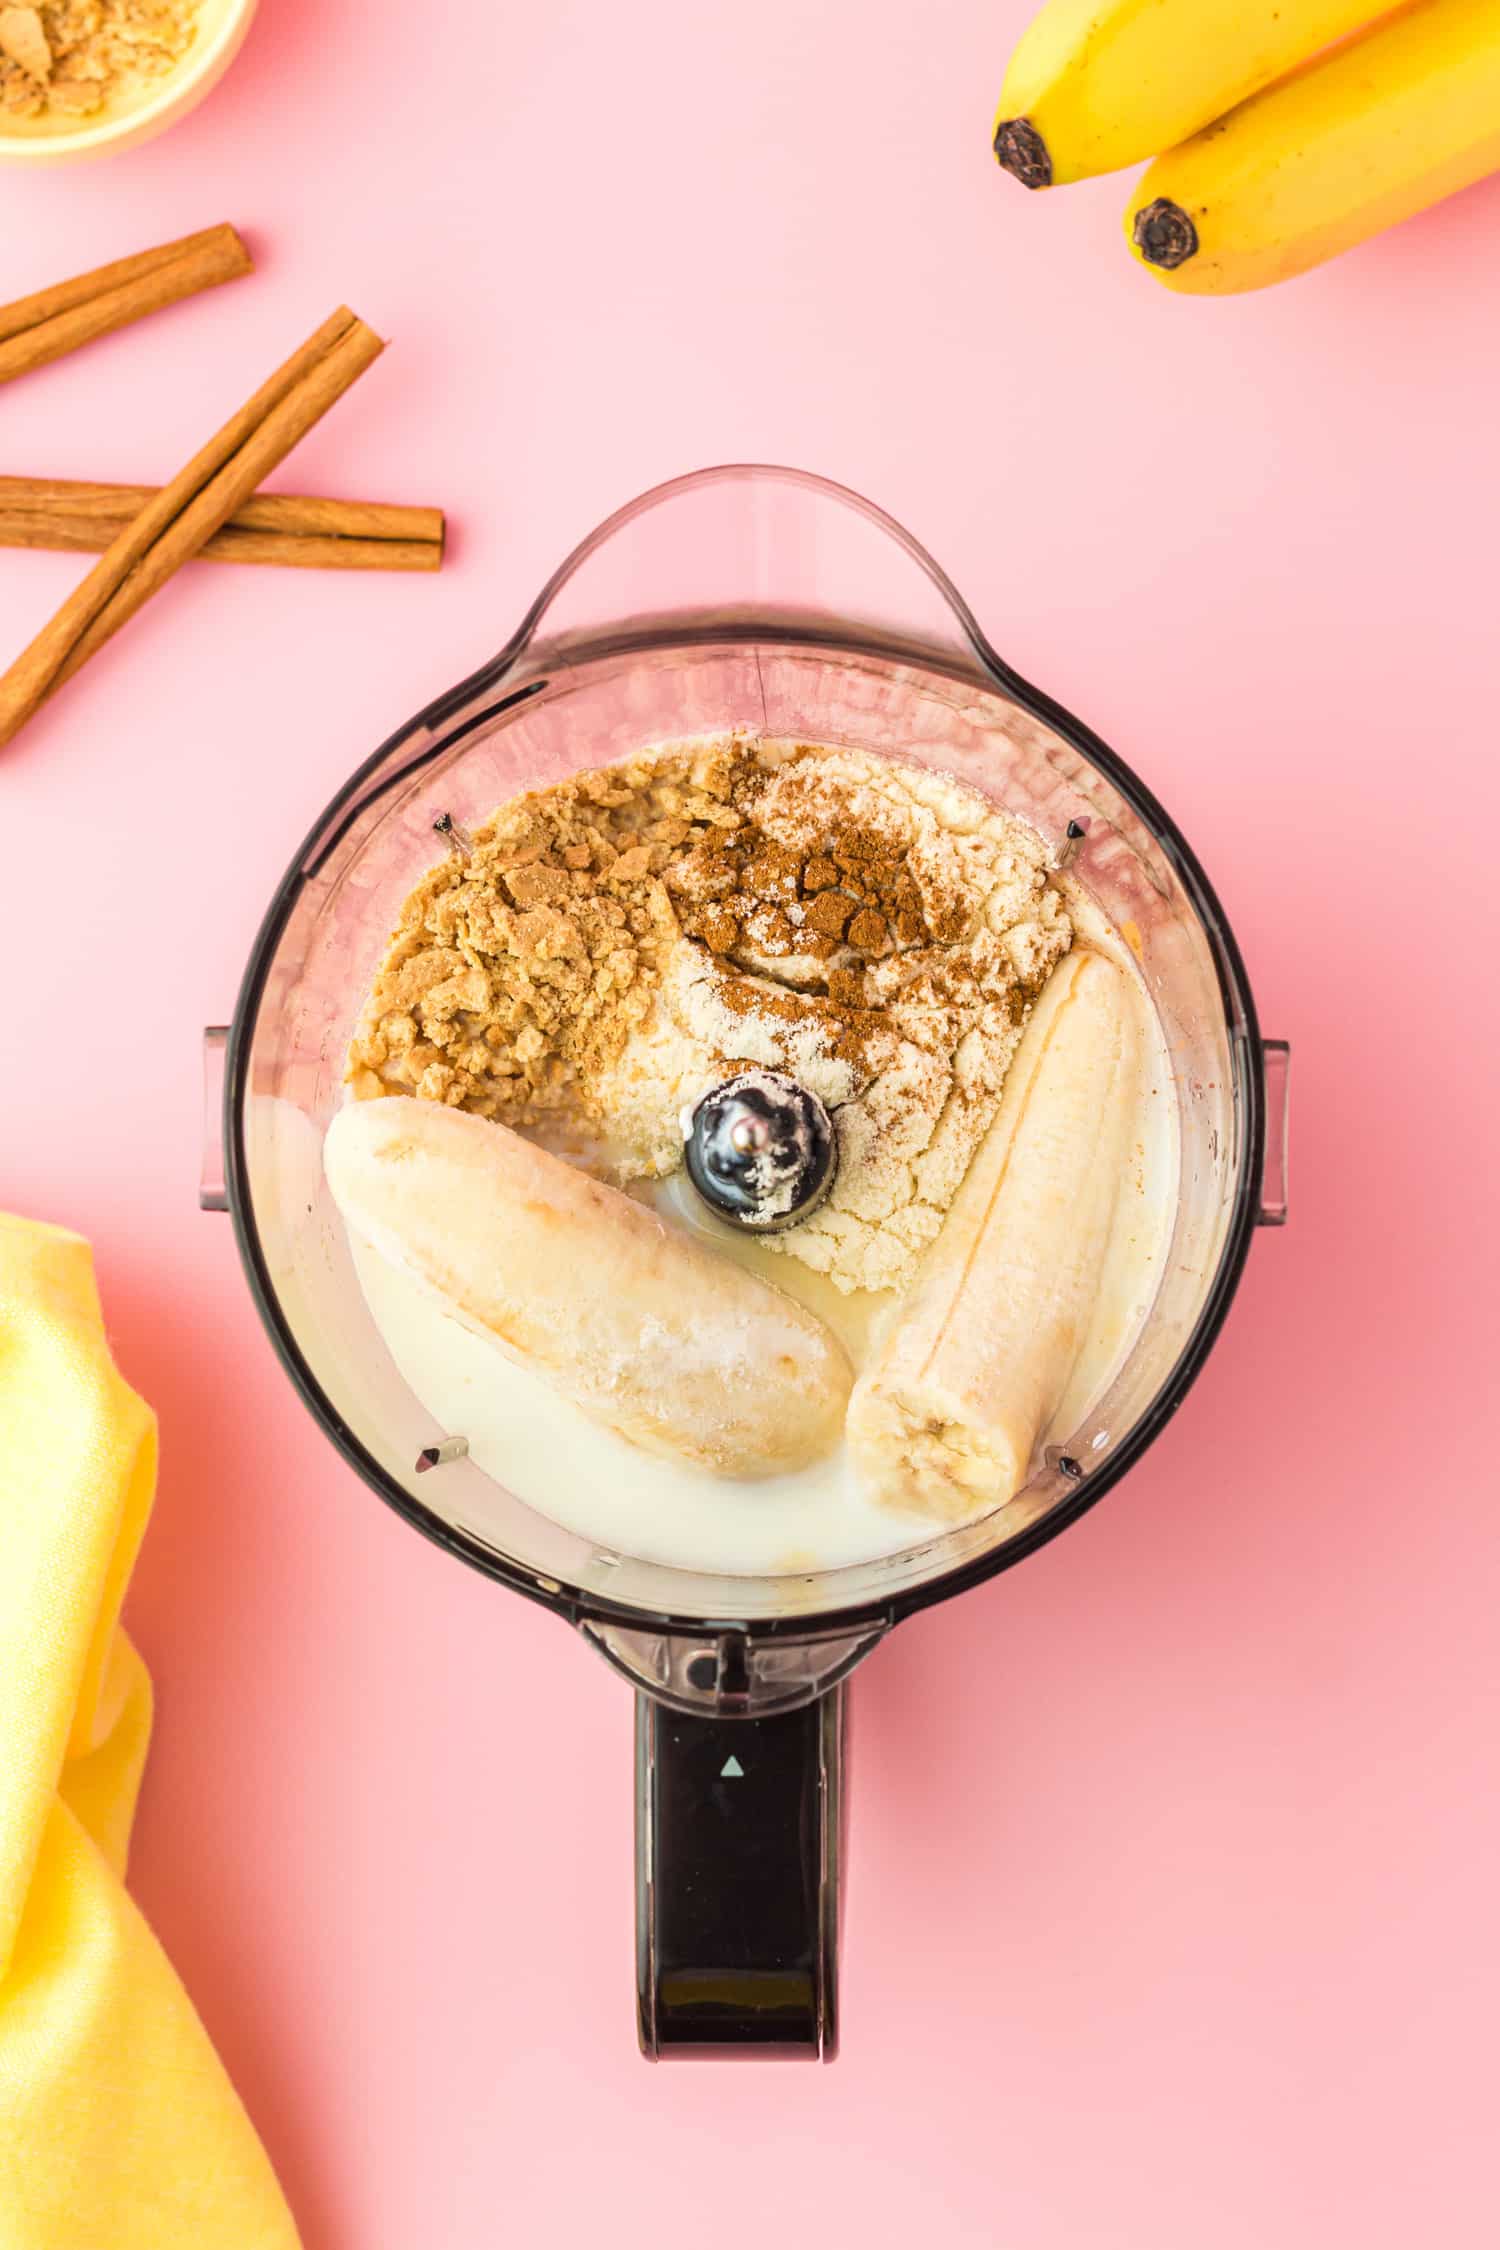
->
left=324, top=1098, right=852, bottom=1478
left=993, top=0, right=1390, bottom=189
left=847, top=950, right=1138, bottom=1522
left=1127, top=0, right=1500, bottom=294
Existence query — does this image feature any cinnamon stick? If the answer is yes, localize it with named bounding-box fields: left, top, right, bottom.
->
left=0, top=308, right=385, bottom=750
left=0, top=477, right=444, bottom=572
left=0, top=224, right=252, bottom=386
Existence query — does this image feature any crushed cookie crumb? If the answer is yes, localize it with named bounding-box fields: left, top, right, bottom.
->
left=1, top=0, right=198, bottom=122
left=348, top=734, right=1072, bottom=1293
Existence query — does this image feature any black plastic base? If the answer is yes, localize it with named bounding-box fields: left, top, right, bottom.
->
left=636, top=1686, right=845, bottom=2060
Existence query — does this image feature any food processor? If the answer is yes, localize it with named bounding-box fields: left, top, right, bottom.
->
left=200, top=464, right=1289, bottom=2060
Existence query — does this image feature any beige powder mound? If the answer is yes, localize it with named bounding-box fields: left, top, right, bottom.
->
left=348, top=735, right=1071, bottom=1294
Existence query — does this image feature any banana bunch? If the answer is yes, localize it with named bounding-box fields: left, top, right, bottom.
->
left=992, top=0, right=1500, bottom=294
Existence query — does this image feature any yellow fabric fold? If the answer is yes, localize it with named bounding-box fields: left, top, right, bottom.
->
left=0, top=1214, right=301, bottom=2250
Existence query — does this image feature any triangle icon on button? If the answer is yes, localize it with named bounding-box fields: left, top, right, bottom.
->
left=720, top=1754, right=745, bottom=1779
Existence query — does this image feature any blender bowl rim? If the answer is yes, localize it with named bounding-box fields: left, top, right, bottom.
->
left=223, top=465, right=1267, bottom=1644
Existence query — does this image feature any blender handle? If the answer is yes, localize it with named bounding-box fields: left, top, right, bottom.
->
left=506, top=464, right=998, bottom=681
left=635, top=1683, right=846, bottom=2060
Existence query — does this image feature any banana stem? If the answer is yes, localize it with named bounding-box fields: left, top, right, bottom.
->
left=1133, top=198, right=1200, bottom=269
left=993, top=117, right=1054, bottom=189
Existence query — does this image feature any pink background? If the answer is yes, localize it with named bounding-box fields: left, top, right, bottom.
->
left=6, top=1, right=1500, bottom=2243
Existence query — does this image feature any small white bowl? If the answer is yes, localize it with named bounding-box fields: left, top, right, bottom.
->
left=0, top=0, right=257, bottom=164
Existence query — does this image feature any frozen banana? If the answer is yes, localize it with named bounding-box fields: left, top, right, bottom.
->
left=324, top=1098, right=852, bottom=1477
left=847, top=950, right=1138, bottom=1521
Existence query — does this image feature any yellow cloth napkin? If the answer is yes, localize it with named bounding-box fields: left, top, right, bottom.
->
left=0, top=1215, right=300, bottom=2250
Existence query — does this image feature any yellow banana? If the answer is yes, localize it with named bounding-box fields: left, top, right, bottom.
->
left=1126, top=0, right=1500, bottom=294
left=992, top=0, right=1392, bottom=188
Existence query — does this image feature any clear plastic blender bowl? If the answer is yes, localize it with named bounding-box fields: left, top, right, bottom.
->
left=203, top=466, right=1288, bottom=2058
